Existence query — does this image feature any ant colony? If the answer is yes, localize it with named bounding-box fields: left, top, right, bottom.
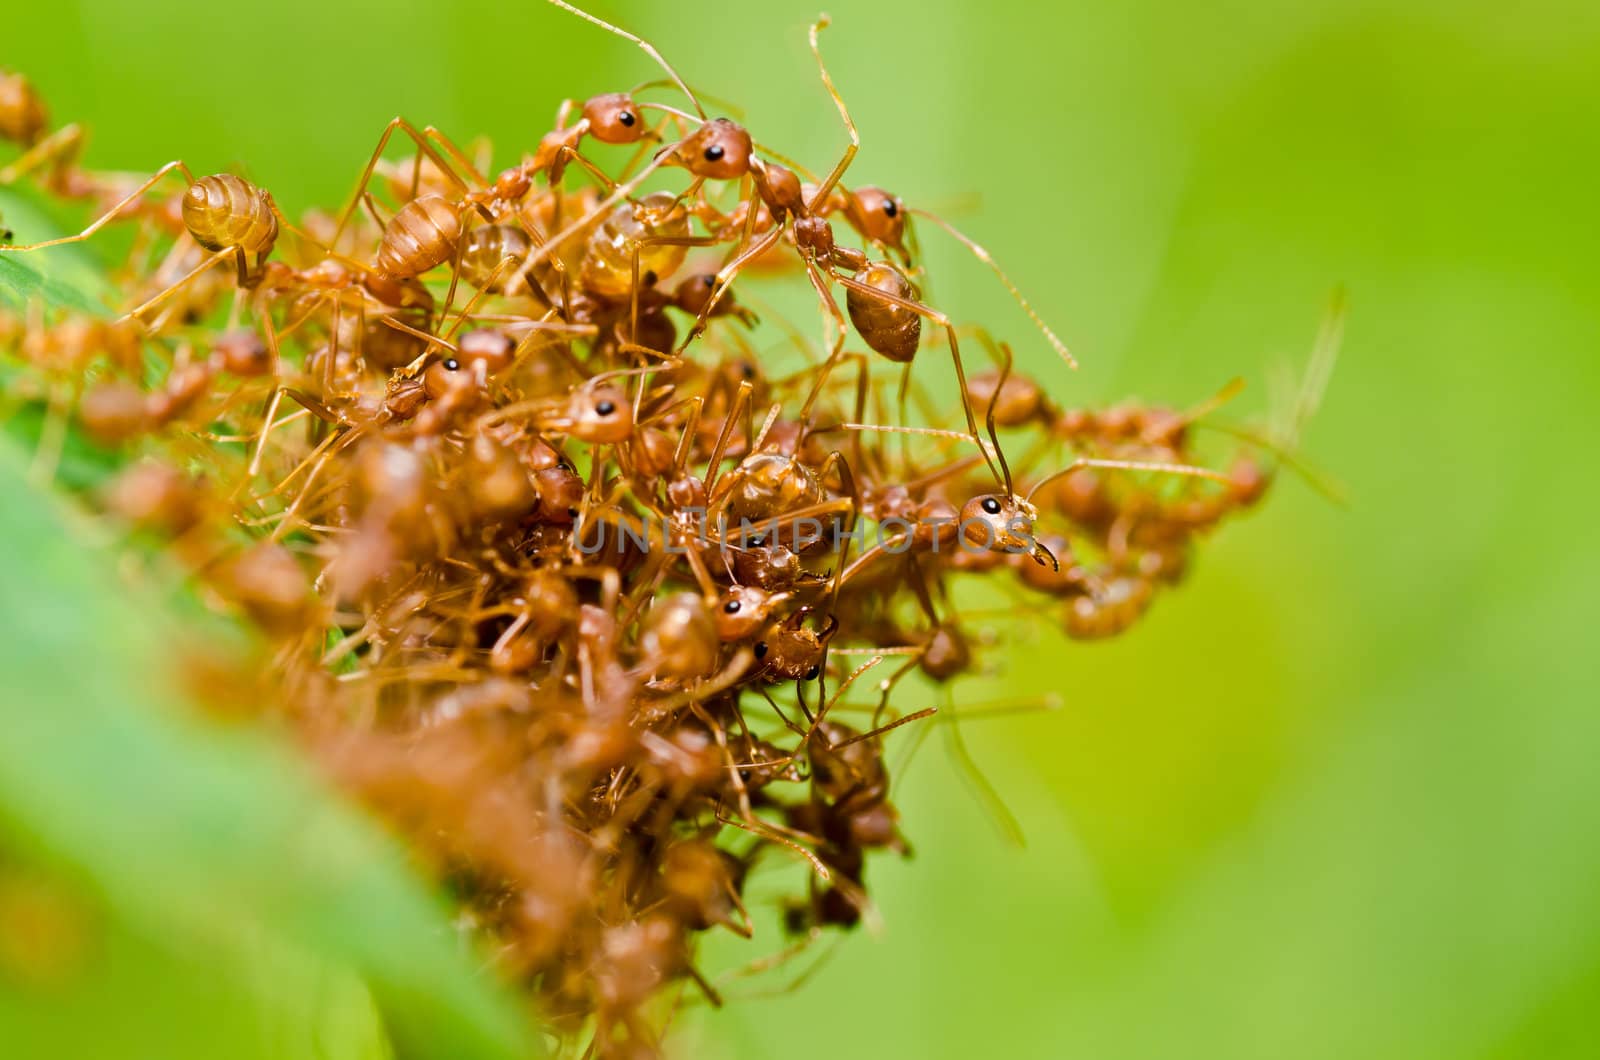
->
left=0, top=3, right=1333, bottom=1056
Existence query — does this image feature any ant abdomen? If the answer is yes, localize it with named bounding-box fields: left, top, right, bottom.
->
left=579, top=191, right=690, bottom=301
left=846, top=261, right=920, bottom=363
left=376, top=193, right=462, bottom=278
left=459, top=223, right=533, bottom=294
left=0, top=70, right=49, bottom=146
left=967, top=369, right=1047, bottom=427
left=181, top=174, right=278, bottom=256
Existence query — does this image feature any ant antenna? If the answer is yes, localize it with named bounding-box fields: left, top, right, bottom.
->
left=630, top=78, right=744, bottom=121
left=908, top=207, right=1076, bottom=370
left=1292, top=286, right=1346, bottom=443
left=544, top=0, right=707, bottom=119
left=984, top=340, right=1016, bottom=495
left=1023, top=456, right=1231, bottom=505
left=807, top=15, right=859, bottom=213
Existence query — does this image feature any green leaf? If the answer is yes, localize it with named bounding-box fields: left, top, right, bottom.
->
left=0, top=186, right=113, bottom=315
left=0, top=440, right=540, bottom=1058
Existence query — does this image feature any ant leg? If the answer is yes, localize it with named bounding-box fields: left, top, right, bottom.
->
left=0, top=122, right=84, bottom=186
left=679, top=218, right=783, bottom=351
left=846, top=349, right=871, bottom=445
left=330, top=118, right=472, bottom=247
left=0, top=160, right=195, bottom=252
left=702, top=380, right=753, bottom=497
left=543, top=0, right=705, bottom=118
left=762, top=655, right=889, bottom=773
left=828, top=706, right=938, bottom=749
left=518, top=147, right=676, bottom=277
left=501, top=208, right=569, bottom=311
left=420, top=124, right=488, bottom=188
left=437, top=253, right=523, bottom=341
left=804, top=16, right=859, bottom=212
left=715, top=809, right=830, bottom=880
left=795, top=260, right=852, bottom=430
left=939, top=684, right=1024, bottom=846
left=833, top=272, right=1008, bottom=487
left=870, top=655, right=923, bottom=729
left=627, top=232, right=719, bottom=347
left=909, top=207, right=1076, bottom=369
left=117, top=246, right=232, bottom=323
left=433, top=236, right=470, bottom=336
left=670, top=395, right=704, bottom=482
left=552, top=144, right=622, bottom=193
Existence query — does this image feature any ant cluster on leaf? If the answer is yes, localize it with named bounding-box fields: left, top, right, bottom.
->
left=0, top=4, right=1334, bottom=1055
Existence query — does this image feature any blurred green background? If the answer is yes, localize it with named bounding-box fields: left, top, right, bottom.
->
left=4, top=0, right=1599, bottom=1057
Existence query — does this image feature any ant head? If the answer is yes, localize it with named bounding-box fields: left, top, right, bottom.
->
left=1228, top=455, right=1273, bottom=506
left=716, top=355, right=765, bottom=397
left=457, top=328, right=516, bottom=374
left=583, top=92, right=645, bottom=144
left=211, top=329, right=271, bottom=378
left=676, top=118, right=753, bottom=180
left=423, top=355, right=481, bottom=400
left=492, top=164, right=532, bottom=201
left=714, top=585, right=789, bottom=642
left=533, top=465, right=585, bottom=524
left=958, top=492, right=1044, bottom=560
left=673, top=272, right=719, bottom=317
left=562, top=381, right=634, bottom=443
left=846, top=186, right=907, bottom=249
left=755, top=609, right=834, bottom=682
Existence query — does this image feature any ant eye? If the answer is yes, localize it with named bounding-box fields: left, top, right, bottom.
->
left=704, top=145, right=725, bottom=163
left=748, top=535, right=766, bottom=548
left=643, top=270, right=658, bottom=286
left=595, top=399, right=617, bottom=417
left=753, top=641, right=769, bottom=659
left=619, top=111, right=636, bottom=127
left=981, top=496, right=1002, bottom=515
left=804, top=665, right=820, bottom=681
left=741, top=363, right=756, bottom=379
left=443, top=358, right=460, bottom=371
left=882, top=200, right=898, bottom=217
left=566, top=506, right=580, bottom=518
left=701, top=274, right=715, bottom=287
left=724, top=600, right=742, bottom=614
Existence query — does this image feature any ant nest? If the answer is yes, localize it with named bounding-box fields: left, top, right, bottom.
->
left=0, top=6, right=1319, bottom=1056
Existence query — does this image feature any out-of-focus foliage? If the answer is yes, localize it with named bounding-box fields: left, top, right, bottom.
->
left=0, top=222, right=538, bottom=1056
left=1, top=0, right=1595, bottom=1057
